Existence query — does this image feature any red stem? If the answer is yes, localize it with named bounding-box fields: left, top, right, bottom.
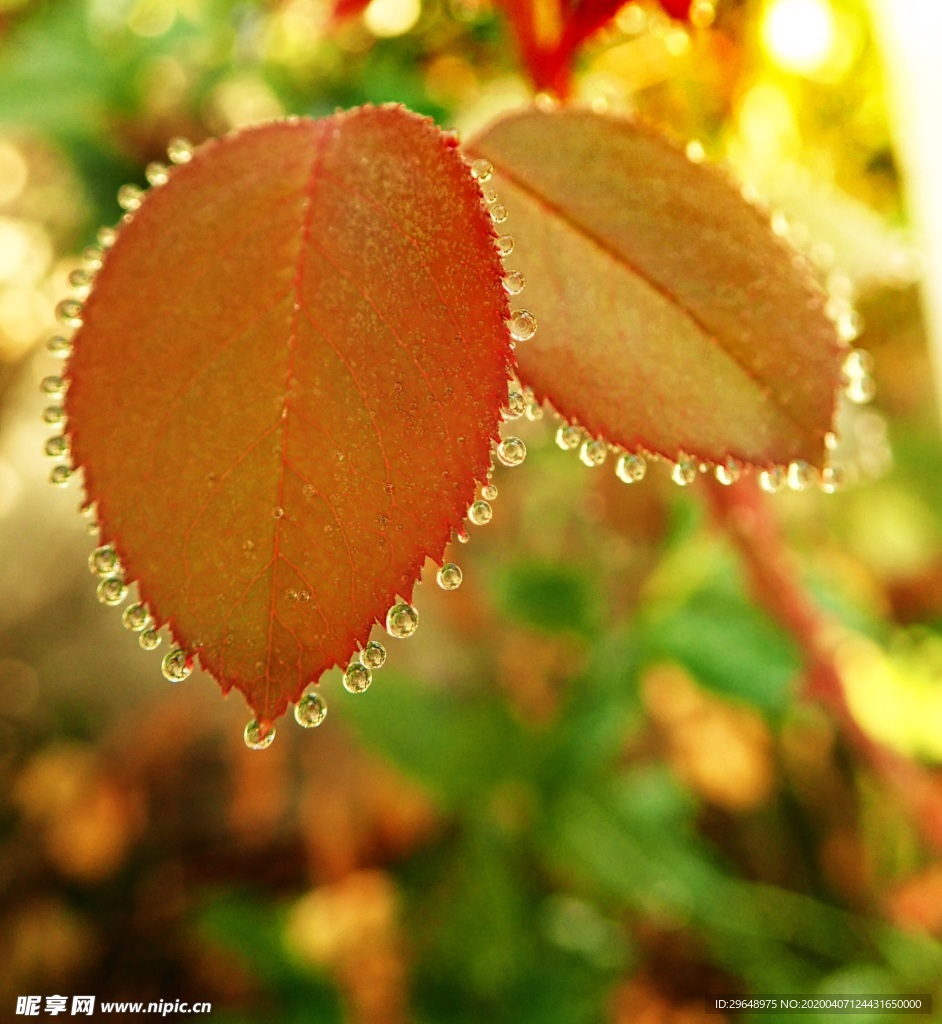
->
left=705, top=479, right=942, bottom=851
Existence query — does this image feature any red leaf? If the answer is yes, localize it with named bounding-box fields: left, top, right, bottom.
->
left=494, top=0, right=693, bottom=96
left=65, top=106, right=512, bottom=728
left=467, top=107, right=844, bottom=471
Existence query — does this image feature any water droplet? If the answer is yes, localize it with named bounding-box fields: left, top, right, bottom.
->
left=272, top=507, right=284, bottom=519
left=97, top=576, right=127, bottom=606
left=285, top=588, right=298, bottom=602
left=243, top=539, right=255, bottom=554
left=503, top=389, right=525, bottom=420
left=298, top=589, right=311, bottom=603
left=482, top=483, right=498, bottom=501
left=437, top=562, right=463, bottom=590
left=302, top=484, right=317, bottom=500
left=161, top=647, right=192, bottom=683
left=295, top=693, right=327, bottom=728
left=117, top=184, right=144, bottom=212
left=44, top=435, right=69, bottom=459
left=759, top=466, right=786, bottom=493
left=714, top=457, right=742, bottom=485
left=49, top=465, right=72, bottom=487
left=497, top=436, right=526, bottom=467
left=384, top=482, right=394, bottom=494
left=56, top=299, right=83, bottom=328
left=88, top=545, right=119, bottom=575
left=97, top=226, right=117, bottom=248
left=489, top=203, right=508, bottom=223
left=386, top=601, right=419, bottom=639
left=820, top=465, right=847, bottom=493
left=470, top=158, right=493, bottom=182
left=68, top=268, right=93, bottom=293
left=333, top=449, right=345, bottom=461
left=836, top=309, right=863, bottom=342
left=40, top=375, right=67, bottom=397
left=502, top=270, right=525, bottom=295
left=495, top=234, right=514, bottom=257
left=615, top=452, right=646, bottom=483
left=82, top=245, right=105, bottom=270
left=507, top=309, right=537, bottom=342
left=343, top=661, right=372, bottom=693
left=122, top=602, right=150, bottom=631
left=685, top=139, right=705, bottom=163
left=556, top=424, right=582, bottom=451
left=579, top=439, right=607, bottom=467
left=361, top=640, right=387, bottom=670
left=244, top=718, right=275, bottom=750
left=43, top=405, right=66, bottom=425
left=671, top=454, right=697, bottom=486
left=525, top=400, right=543, bottom=421
left=145, top=162, right=170, bottom=186
left=139, top=628, right=161, bottom=651
left=482, top=186, right=498, bottom=203
left=845, top=374, right=876, bottom=404
left=468, top=499, right=493, bottom=525
left=456, top=526, right=471, bottom=544
left=167, top=137, right=195, bottom=164
left=787, top=460, right=815, bottom=491
left=825, top=431, right=839, bottom=450
left=771, top=211, right=789, bottom=237
left=46, top=335, right=73, bottom=359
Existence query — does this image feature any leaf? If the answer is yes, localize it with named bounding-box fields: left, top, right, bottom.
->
left=65, top=105, right=512, bottom=727
left=468, top=107, right=845, bottom=470
left=493, top=0, right=694, bottom=96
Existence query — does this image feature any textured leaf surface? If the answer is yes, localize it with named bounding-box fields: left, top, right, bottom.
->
left=66, top=106, right=512, bottom=725
left=468, top=108, right=844, bottom=469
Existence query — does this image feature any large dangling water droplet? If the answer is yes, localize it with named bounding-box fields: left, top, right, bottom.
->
left=497, top=436, right=526, bottom=467
left=456, top=526, right=471, bottom=544
left=787, top=460, right=815, bottom=491
left=714, top=457, right=742, bottom=486
left=495, top=235, right=514, bottom=257
left=670, top=454, right=697, bottom=487
left=167, top=137, right=195, bottom=164
left=295, top=692, right=327, bottom=728
left=360, top=640, right=387, bottom=670
left=161, top=647, right=192, bottom=683
left=759, top=466, right=786, bottom=494
left=507, top=309, right=537, bottom=342
left=481, top=482, right=498, bottom=501
left=579, top=439, right=607, bottom=467
left=44, top=435, right=70, bottom=459
left=343, top=661, right=372, bottom=693
left=470, top=158, right=493, bottom=182
left=117, top=184, right=144, bottom=212
left=139, top=628, right=161, bottom=651
left=615, top=452, right=646, bottom=483
left=145, top=162, right=170, bottom=186
left=468, top=499, right=493, bottom=525
left=503, top=389, right=526, bottom=420
left=122, top=602, right=150, bottom=631
left=386, top=602, right=419, bottom=639
left=88, top=545, right=119, bottom=576
left=524, top=398, right=543, bottom=421
left=244, top=719, right=275, bottom=750
left=43, top=405, right=66, bottom=426
left=97, top=576, right=127, bottom=606
left=40, top=375, right=67, bottom=398
left=46, top=335, right=73, bottom=358
left=556, top=424, right=582, bottom=451
left=49, top=465, right=72, bottom=487
left=503, top=271, right=525, bottom=295
left=56, top=298, right=84, bottom=328
left=437, top=562, right=463, bottom=590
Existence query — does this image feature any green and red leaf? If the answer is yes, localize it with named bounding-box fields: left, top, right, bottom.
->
left=468, top=106, right=844, bottom=470
left=66, top=106, right=512, bottom=727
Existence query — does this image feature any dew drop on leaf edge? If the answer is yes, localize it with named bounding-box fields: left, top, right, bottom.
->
left=295, top=692, right=327, bottom=727
left=386, top=602, right=419, bottom=639
left=161, top=646, right=192, bottom=683
left=360, top=639, right=387, bottom=670
left=437, top=562, right=463, bottom=590
left=343, top=661, right=372, bottom=694
left=244, top=718, right=275, bottom=749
